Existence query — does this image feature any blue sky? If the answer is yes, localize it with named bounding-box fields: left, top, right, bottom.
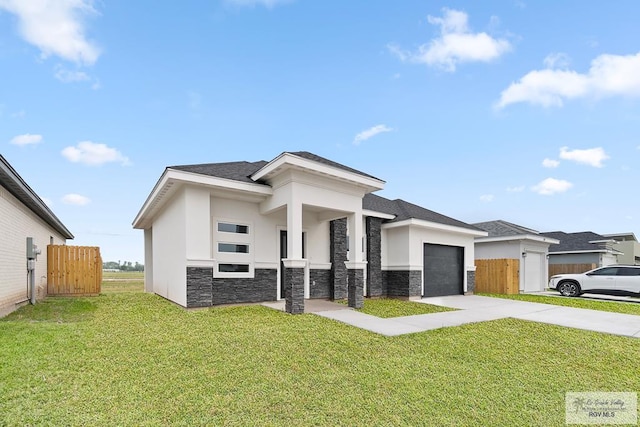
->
left=1, top=0, right=639, bottom=264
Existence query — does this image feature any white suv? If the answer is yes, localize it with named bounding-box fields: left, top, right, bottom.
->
left=549, top=265, right=640, bottom=297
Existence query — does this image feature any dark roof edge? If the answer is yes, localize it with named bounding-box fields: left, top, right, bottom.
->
left=285, top=151, right=386, bottom=182
left=0, top=155, right=74, bottom=239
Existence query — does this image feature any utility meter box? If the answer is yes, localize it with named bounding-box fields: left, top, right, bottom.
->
left=26, top=237, right=39, bottom=260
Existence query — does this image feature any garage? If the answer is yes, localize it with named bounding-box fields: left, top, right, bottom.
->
left=423, top=243, right=464, bottom=297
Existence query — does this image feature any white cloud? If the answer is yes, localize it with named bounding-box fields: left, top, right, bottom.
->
left=496, top=52, right=640, bottom=108
left=62, top=193, right=90, bottom=206
left=0, top=0, right=100, bottom=65
left=479, top=194, right=494, bottom=202
left=61, top=141, right=130, bottom=166
left=542, top=158, right=560, bottom=168
left=531, top=178, right=573, bottom=195
left=543, top=52, right=570, bottom=69
left=54, top=64, right=90, bottom=83
left=353, top=124, right=393, bottom=145
left=10, top=133, right=42, bottom=146
left=388, top=8, right=511, bottom=72
left=559, top=146, right=609, bottom=168
left=506, top=185, right=525, bottom=193
left=224, top=0, right=292, bottom=7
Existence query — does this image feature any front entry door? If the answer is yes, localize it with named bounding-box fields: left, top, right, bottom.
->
left=279, top=230, right=306, bottom=299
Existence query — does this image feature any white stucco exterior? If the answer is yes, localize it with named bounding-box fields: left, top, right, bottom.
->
left=151, top=188, right=188, bottom=306
left=134, top=152, right=486, bottom=307
left=383, top=220, right=483, bottom=294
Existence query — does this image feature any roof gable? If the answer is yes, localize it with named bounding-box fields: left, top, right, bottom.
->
left=286, top=151, right=382, bottom=181
left=170, top=152, right=383, bottom=187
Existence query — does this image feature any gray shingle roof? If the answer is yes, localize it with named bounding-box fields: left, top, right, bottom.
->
left=540, top=231, right=610, bottom=252
left=363, top=193, right=481, bottom=231
left=287, top=151, right=383, bottom=181
left=169, top=151, right=381, bottom=184
left=169, top=154, right=476, bottom=231
left=362, top=193, right=400, bottom=216
left=170, top=161, right=269, bottom=184
left=473, top=220, right=540, bottom=237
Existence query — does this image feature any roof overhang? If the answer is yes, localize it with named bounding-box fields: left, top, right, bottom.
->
left=549, top=249, right=624, bottom=255
left=133, top=168, right=273, bottom=229
left=475, top=234, right=560, bottom=245
left=363, top=209, right=395, bottom=220
left=250, top=152, right=385, bottom=193
left=588, top=239, right=618, bottom=244
left=603, top=232, right=638, bottom=242
left=382, top=218, right=488, bottom=237
left=0, top=155, right=73, bottom=239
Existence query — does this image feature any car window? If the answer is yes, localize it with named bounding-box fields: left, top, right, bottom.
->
left=617, top=267, right=640, bottom=276
left=588, top=267, right=619, bottom=276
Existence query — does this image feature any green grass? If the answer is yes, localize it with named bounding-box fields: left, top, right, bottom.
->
left=2, top=298, right=97, bottom=323
left=1, top=290, right=639, bottom=426
left=102, top=271, right=144, bottom=280
left=480, top=292, right=640, bottom=316
left=339, top=297, right=455, bottom=318
left=101, top=271, right=144, bottom=294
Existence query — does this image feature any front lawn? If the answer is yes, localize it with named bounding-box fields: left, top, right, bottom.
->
left=339, top=297, right=455, bottom=318
left=1, top=291, right=639, bottom=426
left=480, top=292, right=640, bottom=316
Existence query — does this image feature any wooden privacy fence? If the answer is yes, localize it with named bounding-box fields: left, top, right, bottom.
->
left=47, top=245, right=102, bottom=295
left=548, top=263, right=596, bottom=280
left=475, top=259, right=520, bottom=295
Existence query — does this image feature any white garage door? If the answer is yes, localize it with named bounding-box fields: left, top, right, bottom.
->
left=523, top=252, right=543, bottom=293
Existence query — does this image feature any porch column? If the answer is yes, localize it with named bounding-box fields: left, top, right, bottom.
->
left=283, top=259, right=306, bottom=314
left=330, top=218, right=348, bottom=300
left=365, top=217, right=383, bottom=297
left=286, top=201, right=303, bottom=260
left=346, top=212, right=366, bottom=309
left=284, top=201, right=305, bottom=314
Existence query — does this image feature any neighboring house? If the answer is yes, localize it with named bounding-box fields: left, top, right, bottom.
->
left=602, top=232, right=640, bottom=265
left=0, top=155, right=73, bottom=317
left=133, top=151, right=486, bottom=313
left=473, top=220, right=559, bottom=293
left=539, top=231, right=622, bottom=270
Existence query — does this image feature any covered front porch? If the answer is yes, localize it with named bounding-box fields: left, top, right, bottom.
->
left=249, top=152, right=386, bottom=313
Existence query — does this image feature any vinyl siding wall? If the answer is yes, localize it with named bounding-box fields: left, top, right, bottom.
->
left=0, top=184, right=66, bottom=316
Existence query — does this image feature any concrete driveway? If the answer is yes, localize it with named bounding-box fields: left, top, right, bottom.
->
left=312, top=295, right=640, bottom=338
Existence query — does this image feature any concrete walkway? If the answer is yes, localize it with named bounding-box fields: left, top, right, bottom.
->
left=262, top=299, right=350, bottom=313
left=272, top=295, right=640, bottom=338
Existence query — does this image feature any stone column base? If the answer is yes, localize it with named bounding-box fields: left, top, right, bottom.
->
left=284, top=266, right=305, bottom=314
left=347, top=268, right=364, bottom=309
